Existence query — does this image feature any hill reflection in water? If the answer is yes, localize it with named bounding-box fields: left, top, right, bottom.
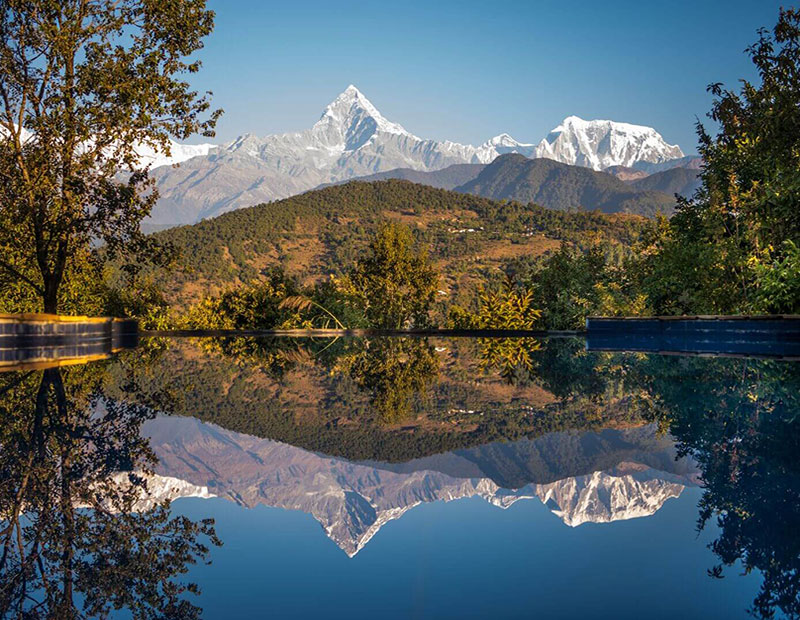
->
left=1, top=336, right=799, bottom=618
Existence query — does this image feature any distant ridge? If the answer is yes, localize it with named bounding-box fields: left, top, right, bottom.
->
left=628, top=166, right=702, bottom=199
left=454, top=154, right=678, bottom=216
left=318, top=163, right=485, bottom=191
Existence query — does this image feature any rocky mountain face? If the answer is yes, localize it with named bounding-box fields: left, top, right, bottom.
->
left=142, top=416, right=698, bottom=556
left=146, top=85, right=687, bottom=226
left=535, top=116, right=684, bottom=170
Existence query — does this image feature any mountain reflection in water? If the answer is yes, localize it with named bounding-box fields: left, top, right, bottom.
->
left=0, top=336, right=798, bottom=619
left=144, top=416, right=698, bottom=556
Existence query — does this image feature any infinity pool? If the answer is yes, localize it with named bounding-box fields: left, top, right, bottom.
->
left=1, top=336, right=796, bottom=618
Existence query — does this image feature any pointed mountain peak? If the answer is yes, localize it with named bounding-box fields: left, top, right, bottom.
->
left=317, top=85, right=410, bottom=142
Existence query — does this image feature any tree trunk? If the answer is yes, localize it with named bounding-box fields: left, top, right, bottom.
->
left=43, top=277, right=59, bottom=314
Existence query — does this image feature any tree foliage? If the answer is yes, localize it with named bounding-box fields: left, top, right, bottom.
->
left=640, top=8, right=800, bottom=315
left=0, top=0, right=220, bottom=312
left=337, top=222, right=439, bottom=329
left=180, top=269, right=300, bottom=330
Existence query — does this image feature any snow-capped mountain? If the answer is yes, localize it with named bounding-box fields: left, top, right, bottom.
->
left=146, top=85, right=686, bottom=226
left=535, top=116, right=685, bottom=170
left=135, top=140, right=216, bottom=169
left=142, top=416, right=698, bottom=556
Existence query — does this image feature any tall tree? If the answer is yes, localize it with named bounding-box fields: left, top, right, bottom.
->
left=337, top=222, right=439, bottom=329
left=642, top=8, right=800, bottom=314
left=0, top=0, right=221, bottom=313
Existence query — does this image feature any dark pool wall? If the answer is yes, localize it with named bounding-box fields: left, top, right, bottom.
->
left=0, top=315, right=138, bottom=366
left=587, top=316, right=800, bottom=357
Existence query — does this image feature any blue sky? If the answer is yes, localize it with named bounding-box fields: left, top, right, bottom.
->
left=190, top=0, right=787, bottom=154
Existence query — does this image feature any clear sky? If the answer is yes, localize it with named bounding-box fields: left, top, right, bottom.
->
left=189, top=0, right=788, bottom=154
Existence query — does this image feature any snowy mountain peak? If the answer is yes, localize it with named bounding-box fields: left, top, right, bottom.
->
left=135, top=139, right=217, bottom=169
left=485, top=133, right=530, bottom=148
left=147, top=88, right=690, bottom=225
left=538, top=116, right=684, bottom=169
left=314, top=85, right=410, bottom=149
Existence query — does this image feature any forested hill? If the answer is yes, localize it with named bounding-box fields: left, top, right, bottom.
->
left=154, top=179, right=650, bottom=304
left=455, top=154, right=678, bottom=217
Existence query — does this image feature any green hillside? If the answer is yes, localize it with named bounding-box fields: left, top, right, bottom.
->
left=153, top=179, right=650, bottom=305
left=455, top=154, right=678, bottom=217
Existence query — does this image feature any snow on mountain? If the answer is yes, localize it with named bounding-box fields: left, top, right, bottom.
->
left=475, top=133, right=537, bottom=160
left=535, top=116, right=684, bottom=170
left=77, top=472, right=214, bottom=513
left=141, top=416, right=698, bottom=556
left=527, top=467, right=687, bottom=527
left=135, top=140, right=217, bottom=169
left=147, top=85, right=686, bottom=226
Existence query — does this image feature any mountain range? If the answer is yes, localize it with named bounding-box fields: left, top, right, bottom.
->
left=145, top=85, right=692, bottom=226
left=143, top=416, right=699, bottom=556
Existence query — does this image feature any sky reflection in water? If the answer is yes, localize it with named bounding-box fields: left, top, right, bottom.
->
left=1, top=336, right=797, bottom=619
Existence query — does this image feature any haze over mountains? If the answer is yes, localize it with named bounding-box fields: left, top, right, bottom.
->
left=146, top=85, right=696, bottom=226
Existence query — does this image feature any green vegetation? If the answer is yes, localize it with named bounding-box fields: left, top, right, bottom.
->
left=153, top=7, right=800, bottom=332
left=143, top=181, right=649, bottom=329
left=1, top=8, right=796, bottom=329
left=0, top=0, right=219, bottom=313
left=633, top=9, right=800, bottom=315
left=152, top=179, right=647, bottom=296
left=336, top=222, right=438, bottom=328
left=181, top=269, right=301, bottom=330
left=448, top=280, right=541, bottom=330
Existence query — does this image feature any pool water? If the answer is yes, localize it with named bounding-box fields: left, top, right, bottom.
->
left=1, top=336, right=797, bottom=619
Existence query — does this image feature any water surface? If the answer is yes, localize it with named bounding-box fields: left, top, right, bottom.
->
left=1, top=336, right=797, bottom=618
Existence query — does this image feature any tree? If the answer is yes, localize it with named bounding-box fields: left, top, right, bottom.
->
left=641, top=8, right=800, bottom=314
left=340, top=338, right=439, bottom=423
left=0, top=365, right=221, bottom=619
left=337, top=222, right=439, bottom=329
left=181, top=269, right=300, bottom=330
left=525, top=245, right=609, bottom=330
left=0, top=0, right=221, bottom=313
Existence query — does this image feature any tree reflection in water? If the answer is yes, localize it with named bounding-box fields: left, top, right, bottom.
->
left=339, top=337, right=439, bottom=423
left=636, top=357, right=800, bottom=619
left=0, top=365, right=220, bottom=620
